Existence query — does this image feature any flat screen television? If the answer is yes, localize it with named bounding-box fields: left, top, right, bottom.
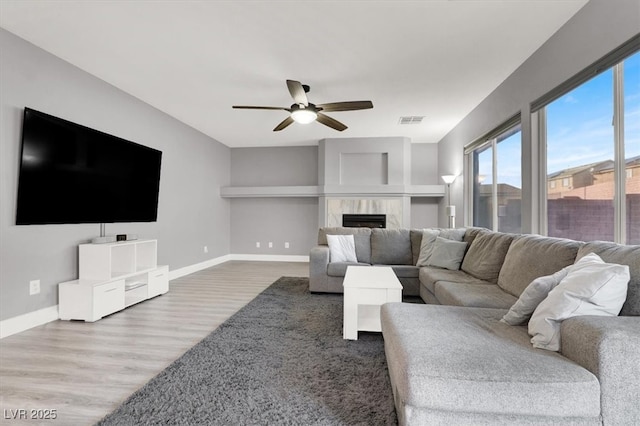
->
left=16, top=107, right=162, bottom=225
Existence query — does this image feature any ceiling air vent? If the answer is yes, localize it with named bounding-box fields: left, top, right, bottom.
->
left=398, top=116, right=424, bottom=125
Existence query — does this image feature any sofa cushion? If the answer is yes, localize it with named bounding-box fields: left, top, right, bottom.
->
left=461, top=231, right=515, bottom=283
left=577, top=241, right=640, bottom=316
left=529, top=253, right=629, bottom=351
left=379, top=264, right=420, bottom=279
left=419, top=267, right=488, bottom=295
left=434, top=281, right=517, bottom=309
left=381, top=303, right=600, bottom=419
left=370, top=228, right=412, bottom=265
left=327, top=262, right=371, bottom=277
left=463, top=227, right=487, bottom=245
left=425, top=237, right=467, bottom=270
left=410, top=229, right=424, bottom=265
left=318, top=227, right=372, bottom=264
left=498, top=234, right=581, bottom=298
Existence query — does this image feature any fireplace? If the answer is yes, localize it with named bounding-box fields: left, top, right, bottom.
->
left=342, top=214, right=386, bottom=228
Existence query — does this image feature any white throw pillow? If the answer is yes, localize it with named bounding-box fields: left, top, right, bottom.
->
left=326, top=234, right=358, bottom=263
left=501, top=266, right=570, bottom=326
left=416, top=229, right=440, bottom=266
left=528, top=253, right=629, bottom=351
left=426, top=237, right=468, bottom=271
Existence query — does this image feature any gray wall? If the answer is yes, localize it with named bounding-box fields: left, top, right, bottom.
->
left=319, top=137, right=411, bottom=186
left=411, top=143, right=440, bottom=228
left=0, top=29, right=231, bottom=320
left=437, top=0, right=640, bottom=230
left=229, top=143, right=441, bottom=256
left=230, top=146, right=319, bottom=255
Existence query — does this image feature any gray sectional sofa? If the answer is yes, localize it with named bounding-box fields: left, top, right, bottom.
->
left=308, top=226, right=640, bottom=425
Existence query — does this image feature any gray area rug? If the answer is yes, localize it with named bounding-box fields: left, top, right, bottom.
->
left=97, top=277, right=399, bottom=425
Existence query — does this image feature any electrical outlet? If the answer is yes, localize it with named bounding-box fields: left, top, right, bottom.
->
left=256, top=242, right=260, bottom=248
left=203, top=245, right=208, bottom=253
left=285, top=242, right=290, bottom=249
left=268, top=242, right=273, bottom=248
left=29, top=280, right=40, bottom=295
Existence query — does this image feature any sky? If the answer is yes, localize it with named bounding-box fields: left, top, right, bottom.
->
left=547, top=50, right=640, bottom=174
left=479, top=50, right=640, bottom=189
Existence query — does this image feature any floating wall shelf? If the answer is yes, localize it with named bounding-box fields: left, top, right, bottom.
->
left=219, top=185, right=445, bottom=198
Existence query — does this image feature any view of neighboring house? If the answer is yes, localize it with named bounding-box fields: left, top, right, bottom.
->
left=477, top=156, right=640, bottom=242
left=548, top=156, right=640, bottom=199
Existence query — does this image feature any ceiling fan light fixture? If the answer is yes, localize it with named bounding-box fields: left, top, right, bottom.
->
left=291, top=108, right=317, bottom=124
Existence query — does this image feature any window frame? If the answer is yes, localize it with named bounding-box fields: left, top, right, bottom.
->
left=535, top=51, right=635, bottom=244
left=464, top=119, right=522, bottom=232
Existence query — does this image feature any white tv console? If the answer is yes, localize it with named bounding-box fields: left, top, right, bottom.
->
left=59, top=239, right=168, bottom=322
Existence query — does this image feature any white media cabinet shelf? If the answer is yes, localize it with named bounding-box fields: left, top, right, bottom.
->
left=59, top=239, right=169, bottom=322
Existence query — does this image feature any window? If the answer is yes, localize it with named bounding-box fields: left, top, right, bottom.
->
left=543, top=50, right=639, bottom=243
left=468, top=123, right=522, bottom=233
left=624, top=52, right=640, bottom=243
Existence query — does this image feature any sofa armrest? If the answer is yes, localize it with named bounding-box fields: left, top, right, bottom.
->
left=561, top=315, right=640, bottom=425
left=309, top=245, right=330, bottom=292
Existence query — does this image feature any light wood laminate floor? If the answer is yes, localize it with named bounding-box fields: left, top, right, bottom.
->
left=0, top=261, right=309, bottom=425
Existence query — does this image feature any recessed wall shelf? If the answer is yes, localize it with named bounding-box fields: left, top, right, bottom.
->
left=219, top=185, right=445, bottom=198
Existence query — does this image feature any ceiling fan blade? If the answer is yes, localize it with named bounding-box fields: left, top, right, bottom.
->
left=286, top=80, right=309, bottom=106
left=316, top=113, right=347, bottom=131
left=273, top=116, right=295, bottom=131
left=232, top=106, right=289, bottom=111
left=317, top=101, right=373, bottom=112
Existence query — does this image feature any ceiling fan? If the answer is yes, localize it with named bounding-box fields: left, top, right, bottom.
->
left=233, top=80, right=373, bottom=132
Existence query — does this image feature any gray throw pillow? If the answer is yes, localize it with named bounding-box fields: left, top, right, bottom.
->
left=416, top=229, right=440, bottom=266
left=501, top=266, right=570, bottom=326
left=439, top=228, right=466, bottom=241
left=426, top=237, right=468, bottom=271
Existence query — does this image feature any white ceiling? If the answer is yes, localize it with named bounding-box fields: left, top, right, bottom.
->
left=0, top=0, right=588, bottom=148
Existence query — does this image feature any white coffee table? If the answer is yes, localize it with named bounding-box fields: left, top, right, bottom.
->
left=343, top=265, right=403, bottom=340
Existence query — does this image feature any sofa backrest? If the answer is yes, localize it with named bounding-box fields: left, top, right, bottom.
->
left=318, top=227, right=372, bottom=264
left=410, top=229, right=424, bottom=265
left=371, top=228, right=412, bottom=265
left=461, top=231, right=515, bottom=283
left=462, top=227, right=487, bottom=246
left=498, top=234, right=582, bottom=298
left=577, top=241, right=640, bottom=316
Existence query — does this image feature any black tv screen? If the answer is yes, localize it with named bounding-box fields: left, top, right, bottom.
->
left=16, top=108, right=162, bottom=225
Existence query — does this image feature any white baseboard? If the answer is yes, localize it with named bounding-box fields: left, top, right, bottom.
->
left=2, top=253, right=309, bottom=339
left=0, top=305, right=59, bottom=339
left=169, top=254, right=308, bottom=280
left=229, top=254, right=310, bottom=262
left=168, top=254, right=234, bottom=280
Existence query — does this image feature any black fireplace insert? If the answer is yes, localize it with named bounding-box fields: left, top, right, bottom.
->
left=342, top=214, right=386, bottom=228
